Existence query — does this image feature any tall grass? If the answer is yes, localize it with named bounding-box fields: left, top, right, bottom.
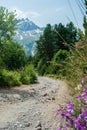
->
left=65, top=38, right=87, bottom=88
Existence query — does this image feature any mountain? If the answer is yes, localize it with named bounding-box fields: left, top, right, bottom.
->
left=15, top=18, right=43, bottom=56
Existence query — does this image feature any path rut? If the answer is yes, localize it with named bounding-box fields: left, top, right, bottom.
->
left=0, top=77, right=70, bottom=130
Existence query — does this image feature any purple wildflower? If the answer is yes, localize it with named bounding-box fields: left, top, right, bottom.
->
left=56, top=77, right=87, bottom=130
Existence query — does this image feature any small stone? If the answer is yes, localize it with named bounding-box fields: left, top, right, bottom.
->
left=52, top=97, right=55, bottom=100
left=22, top=114, right=26, bottom=117
left=19, top=124, right=23, bottom=128
left=36, top=126, right=42, bottom=130
left=35, top=121, right=42, bottom=128
left=33, top=111, right=41, bottom=116
left=47, top=97, right=51, bottom=100
left=25, top=122, right=31, bottom=127
left=43, top=93, right=48, bottom=96
left=2, top=126, right=9, bottom=129
left=45, top=127, right=49, bottom=130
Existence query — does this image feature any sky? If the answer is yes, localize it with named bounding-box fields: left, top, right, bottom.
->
left=0, top=0, right=84, bottom=30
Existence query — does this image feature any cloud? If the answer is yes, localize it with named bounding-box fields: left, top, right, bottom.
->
left=12, top=7, right=41, bottom=19
left=56, top=7, right=64, bottom=13
left=29, top=11, right=40, bottom=18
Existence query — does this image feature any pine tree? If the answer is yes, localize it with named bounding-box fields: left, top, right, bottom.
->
left=36, top=24, right=54, bottom=62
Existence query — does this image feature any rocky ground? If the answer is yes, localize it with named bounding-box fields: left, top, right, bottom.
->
left=0, top=77, right=70, bottom=130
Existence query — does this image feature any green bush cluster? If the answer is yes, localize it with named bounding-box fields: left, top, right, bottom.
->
left=37, top=59, right=47, bottom=76
left=37, top=50, right=68, bottom=76
left=64, top=38, right=87, bottom=87
left=20, top=65, right=37, bottom=84
left=36, top=22, right=78, bottom=76
left=0, top=69, right=21, bottom=87
left=0, top=65, right=37, bottom=87
left=0, top=7, right=37, bottom=87
left=47, top=50, right=68, bottom=75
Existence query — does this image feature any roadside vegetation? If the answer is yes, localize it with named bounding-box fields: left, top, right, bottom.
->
left=34, top=0, right=87, bottom=90
left=56, top=0, right=87, bottom=129
left=34, top=0, right=87, bottom=129
left=0, top=0, right=87, bottom=129
left=0, top=7, right=37, bottom=87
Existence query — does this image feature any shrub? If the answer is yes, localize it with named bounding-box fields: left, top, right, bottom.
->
left=0, top=64, right=37, bottom=87
left=1, top=41, right=27, bottom=70
left=20, top=64, right=37, bottom=84
left=65, top=38, right=87, bottom=87
left=46, top=50, right=68, bottom=76
left=37, top=59, right=47, bottom=75
left=40, top=64, right=47, bottom=76
left=0, top=69, right=21, bottom=87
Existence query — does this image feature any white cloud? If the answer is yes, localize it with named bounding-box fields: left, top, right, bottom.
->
left=12, top=7, right=41, bottom=19
left=29, top=11, right=40, bottom=18
left=56, top=7, right=64, bottom=13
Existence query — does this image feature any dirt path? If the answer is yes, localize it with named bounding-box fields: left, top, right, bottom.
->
left=0, top=77, right=70, bottom=130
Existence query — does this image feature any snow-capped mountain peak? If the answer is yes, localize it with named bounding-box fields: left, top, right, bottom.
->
left=15, top=18, right=44, bottom=56
left=18, top=18, right=41, bottom=31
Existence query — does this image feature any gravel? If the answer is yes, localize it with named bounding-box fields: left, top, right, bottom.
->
left=0, top=77, right=70, bottom=130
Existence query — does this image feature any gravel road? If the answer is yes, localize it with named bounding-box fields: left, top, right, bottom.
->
left=0, top=77, right=70, bottom=130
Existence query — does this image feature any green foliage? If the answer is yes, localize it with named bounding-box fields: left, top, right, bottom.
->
left=64, top=38, right=87, bottom=87
left=0, top=7, right=37, bottom=87
left=53, top=22, right=77, bottom=52
left=0, top=64, right=37, bottom=87
left=20, top=64, right=37, bottom=84
left=77, top=28, right=84, bottom=40
left=37, top=59, right=44, bottom=72
left=0, top=6, right=27, bottom=70
left=0, top=57, right=5, bottom=68
left=37, top=59, right=47, bottom=75
left=36, top=22, right=78, bottom=76
left=83, top=0, right=87, bottom=36
left=53, top=49, right=68, bottom=62
left=83, top=16, right=87, bottom=37
left=36, top=24, right=54, bottom=62
left=0, top=6, right=18, bottom=44
left=46, top=50, right=68, bottom=75
left=0, top=69, right=21, bottom=87
left=36, top=22, right=78, bottom=75
left=1, top=41, right=27, bottom=70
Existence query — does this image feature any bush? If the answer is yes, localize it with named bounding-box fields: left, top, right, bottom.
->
left=1, top=41, right=27, bottom=70
left=40, top=64, right=47, bottom=76
left=0, top=69, right=21, bottom=87
left=65, top=38, right=87, bottom=87
left=20, top=64, right=37, bottom=84
left=46, top=50, right=68, bottom=76
left=56, top=39, right=87, bottom=129
left=37, top=59, right=47, bottom=75
left=0, top=64, right=37, bottom=87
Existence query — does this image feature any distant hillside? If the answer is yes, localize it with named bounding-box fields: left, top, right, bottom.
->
left=15, top=18, right=43, bottom=56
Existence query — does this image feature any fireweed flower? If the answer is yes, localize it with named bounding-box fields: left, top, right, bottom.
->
left=81, top=76, right=87, bottom=86
left=76, top=88, right=87, bottom=103
left=56, top=108, right=61, bottom=116
left=56, top=77, right=87, bottom=130
left=61, top=102, right=74, bottom=119
left=74, top=109, right=87, bottom=130
left=57, top=126, right=62, bottom=130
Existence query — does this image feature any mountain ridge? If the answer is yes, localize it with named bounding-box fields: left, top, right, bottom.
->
left=15, top=18, right=44, bottom=56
